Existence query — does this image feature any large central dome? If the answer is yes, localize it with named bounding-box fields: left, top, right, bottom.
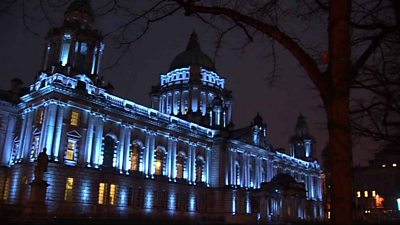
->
left=169, top=32, right=216, bottom=72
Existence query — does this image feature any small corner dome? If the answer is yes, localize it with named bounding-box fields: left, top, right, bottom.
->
left=169, top=31, right=216, bottom=72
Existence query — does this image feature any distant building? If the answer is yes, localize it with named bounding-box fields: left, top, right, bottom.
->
left=0, top=0, right=323, bottom=223
left=354, top=143, right=400, bottom=222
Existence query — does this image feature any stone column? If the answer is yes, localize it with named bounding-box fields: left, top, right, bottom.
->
left=92, top=115, right=104, bottom=167
left=38, top=104, right=50, bottom=152
left=123, top=126, right=131, bottom=172
left=187, top=143, right=194, bottom=182
left=45, top=102, right=57, bottom=156
left=241, top=153, right=247, bottom=187
left=143, top=133, right=150, bottom=175
left=148, top=132, right=155, bottom=176
left=16, top=111, right=28, bottom=161
left=229, top=149, right=233, bottom=186
left=22, top=109, right=34, bottom=160
left=166, top=137, right=173, bottom=178
left=254, top=157, right=259, bottom=188
left=231, top=149, right=236, bottom=186
left=117, top=124, right=126, bottom=171
left=84, top=113, right=95, bottom=166
left=52, top=103, right=64, bottom=162
left=191, top=144, right=196, bottom=183
left=1, top=114, right=17, bottom=166
left=205, top=147, right=210, bottom=185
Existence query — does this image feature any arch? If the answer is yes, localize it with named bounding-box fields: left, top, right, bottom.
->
left=196, top=155, right=205, bottom=182
left=103, top=134, right=117, bottom=168
left=130, top=140, right=144, bottom=171
left=154, top=146, right=167, bottom=176
left=176, top=151, right=187, bottom=179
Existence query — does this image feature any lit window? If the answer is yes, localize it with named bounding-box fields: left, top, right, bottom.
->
left=130, top=144, right=139, bottom=171
left=154, top=148, right=164, bottom=175
left=2, top=178, right=10, bottom=201
left=66, top=139, right=76, bottom=161
left=356, top=191, right=361, bottom=198
left=98, top=183, right=106, bottom=204
left=364, top=191, right=368, bottom=198
left=196, top=158, right=205, bottom=182
left=393, top=163, right=397, bottom=167
left=64, top=177, right=74, bottom=201
left=109, top=184, right=118, bottom=205
left=98, top=182, right=118, bottom=205
left=372, top=190, right=376, bottom=197
left=397, top=198, right=400, bottom=211
left=37, top=110, right=44, bottom=125
left=382, top=164, right=386, bottom=168
left=70, top=111, right=80, bottom=126
left=31, top=136, right=40, bottom=160
left=155, top=160, right=162, bottom=175
left=375, top=194, right=384, bottom=208
left=176, top=153, right=185, bottom=179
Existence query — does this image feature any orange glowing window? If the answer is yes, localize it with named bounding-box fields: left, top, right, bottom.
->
left=375, top=194, right=384, bottom=208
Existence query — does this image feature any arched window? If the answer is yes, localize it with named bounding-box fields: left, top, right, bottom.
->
left=154, top=147, right=166, bottom=176
left=196, top=156, right=205, bottom=182
left=176, top=152, right=186, bottom=179
left=103, top=135, right=117, bottom=168
left=130, top=143, right=140, bottom=171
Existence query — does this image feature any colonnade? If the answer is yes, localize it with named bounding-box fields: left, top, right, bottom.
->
left=226, top=148, right=323, bottom=201
left=5, top=100, right=211, bottom=185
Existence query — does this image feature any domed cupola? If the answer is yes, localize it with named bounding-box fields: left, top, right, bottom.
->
left=39, top=0, right=104, bottom=86
left=150, top=31, right=233, bottom=129
left=169, top=32, right=216, bottom=72
left=289, top=114, right=316, bottom=161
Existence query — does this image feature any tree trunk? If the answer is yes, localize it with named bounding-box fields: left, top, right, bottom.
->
left=327, top=0, right=353, bottom=224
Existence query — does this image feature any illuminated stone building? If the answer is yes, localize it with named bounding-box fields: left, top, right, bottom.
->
left=0, top=0, right=323, bottom=223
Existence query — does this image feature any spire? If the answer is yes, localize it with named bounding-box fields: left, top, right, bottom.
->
left=295, top=113, right=309, bottom=137
left=186, top=31, right=201, bottom=51
left=252, top=112, right=264, bottom=126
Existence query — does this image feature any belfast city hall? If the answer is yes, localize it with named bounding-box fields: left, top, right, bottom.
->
left=0, top=0, right=324, bottom=223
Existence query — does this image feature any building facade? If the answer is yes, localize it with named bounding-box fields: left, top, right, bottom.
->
left=0, top=1, right=323, bottom=223
left=354, top=143, right=400, bottom=223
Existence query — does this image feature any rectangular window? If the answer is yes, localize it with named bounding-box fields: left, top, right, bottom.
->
left=372, top=190, right=376, bottom=197
left=66, top=139, right=76, bottom=161
left=98, top=182, right=106, bottom=204
left=70, top=111, right=80, bottom=126
left=109, top=184, right=118, bottom=205
left=31, top=136, right=40, bottom=160
left=98, top=183, right=118, bottom=205
left=64, top=177, right=74, bottom=201
left=364, top=191, right=368, bottom=198
left=2, top=177, right=10, bottom=201
left=127, top=187, right=133, bottom=206
left=356, top=191, right=361, bottom=198
left=37, top=110, right=44, bottom=125
left=135, top=187, right=144, bottom=208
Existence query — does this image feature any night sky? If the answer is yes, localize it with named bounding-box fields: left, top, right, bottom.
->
left=0, top=1, right=375, bottom=165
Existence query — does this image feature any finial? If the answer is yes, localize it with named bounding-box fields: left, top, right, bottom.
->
left=186, top=31, right=201, bottom=51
